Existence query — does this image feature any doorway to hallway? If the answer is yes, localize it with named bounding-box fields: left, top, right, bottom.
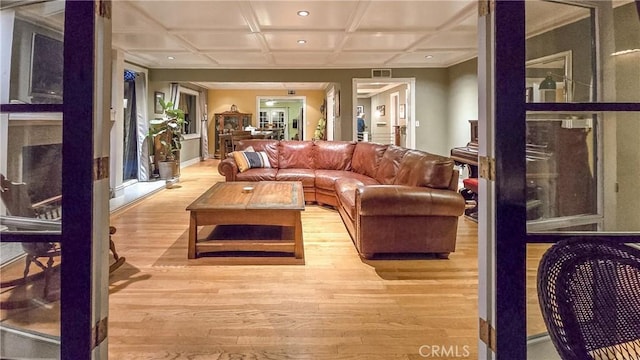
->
left=352, top=78, right=416, bottom=148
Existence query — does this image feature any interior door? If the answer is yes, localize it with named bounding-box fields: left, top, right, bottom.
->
left=0, top=2, right=112, bottom=359
left=259, top=108, right=287, bottom=140
left=480, top=1, right=640, bottom=359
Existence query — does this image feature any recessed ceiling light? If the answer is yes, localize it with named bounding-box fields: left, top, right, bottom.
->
left=425, top=55, right=433, bottom=59
left=167, top=56, right=175, bottom=60
left=297, top=10, right=310, bottom=16
left=297, top=39, right=307, bottom=44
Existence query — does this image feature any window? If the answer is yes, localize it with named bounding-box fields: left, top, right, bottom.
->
left=175, top=87, right=200, bottom=139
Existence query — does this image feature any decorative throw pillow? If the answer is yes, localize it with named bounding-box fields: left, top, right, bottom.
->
left=227, top=146, right=254, bottom=159
left=233, top=150, right=271, bottom=172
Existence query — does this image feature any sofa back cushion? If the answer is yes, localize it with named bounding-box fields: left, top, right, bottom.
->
left=278, top=141, right=314, bottom=169
left=375, top=145, right=409, bottom=184
left=313, top=141, right=356, bottom=170
left=351, top=142, right=388, bottom=178
left=236, top=139, right=279, bottom=168
left=394, top=150, right=455, bottom=189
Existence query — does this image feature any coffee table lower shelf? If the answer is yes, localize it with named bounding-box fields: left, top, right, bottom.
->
left=198, top=224, right=297, bottom=253
left=189, top=214, right=305, bottom=264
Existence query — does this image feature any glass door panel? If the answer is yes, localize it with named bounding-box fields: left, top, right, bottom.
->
left=2, top=113, right=63, bottom=234
left=525, top=111, right=598, bottom=230
left=1, top=1, right=65, bottom=357
left=521, top=1, right=640, bottom=358
left=526, top=1, right=639, bottom=103
left=525, top=0, right=640, bottom=233
left=526, top=114, right=640, bottom=233
left=525, top=1, right=595, bottom=104
left=526, top=244, right=559, bottom=359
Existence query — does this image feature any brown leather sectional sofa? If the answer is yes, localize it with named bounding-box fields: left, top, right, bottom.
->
left=218, top=140, right=465, bottom=259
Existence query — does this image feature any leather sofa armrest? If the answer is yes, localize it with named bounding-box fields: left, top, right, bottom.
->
left=356, top=185, right=465, bottom=217
left=218, top=157, right=239, bottom=181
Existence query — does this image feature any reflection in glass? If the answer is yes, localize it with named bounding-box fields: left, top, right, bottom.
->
left=0, top=242, right=61, bottom=358
left=1, top=113, right=63, bottom=235
left=526, top=112, right=640, bottom=233
left=526, top=51, right=573, bottom=103
left=526, top=1, right=640, bottom=104
left=2, top=0, right=65, bottom=356
left=0, top=116, right=62, bottom=354
left=7, top=1, right=65, bottom=105
left=526, top=112, right=597, bottom=225
left=610, top=2, right=640, bottom=103
left=526, top=244, right=559, bottom=359
left=0, top=113, right=62, bottom=356
left=525, top=1, right=594, bottom=103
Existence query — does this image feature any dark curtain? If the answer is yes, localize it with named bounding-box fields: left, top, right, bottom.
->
left=123, top=76, right=138, bottom=180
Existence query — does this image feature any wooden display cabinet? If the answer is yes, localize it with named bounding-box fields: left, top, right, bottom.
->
left=214, top=110, right=252, bottom=158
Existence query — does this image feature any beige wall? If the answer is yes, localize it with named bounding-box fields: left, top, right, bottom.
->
left=207, top=89, right=325, bottom=154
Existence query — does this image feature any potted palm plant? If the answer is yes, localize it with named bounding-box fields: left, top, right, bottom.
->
left=149, top=98, right=185, bottom=180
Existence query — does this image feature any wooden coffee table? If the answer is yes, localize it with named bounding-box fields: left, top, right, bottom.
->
left=186, top=181, right=305, bottom=262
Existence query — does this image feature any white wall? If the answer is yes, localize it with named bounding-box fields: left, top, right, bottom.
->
left=369, top=84, right=408, bottom=145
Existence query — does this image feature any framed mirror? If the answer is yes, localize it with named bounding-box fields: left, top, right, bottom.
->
left=526, top=50, right=572, bottom=103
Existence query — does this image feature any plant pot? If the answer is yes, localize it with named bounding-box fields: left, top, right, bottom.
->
left=158, top=161, right=177, bottom=180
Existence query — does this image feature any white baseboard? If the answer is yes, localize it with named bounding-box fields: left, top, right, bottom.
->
left=113, top=184, right=126, bottom=198
left=180, top=157, right=201, bottom=168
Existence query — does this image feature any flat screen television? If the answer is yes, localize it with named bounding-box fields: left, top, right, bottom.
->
left=29, top=33, right=63, bottom=103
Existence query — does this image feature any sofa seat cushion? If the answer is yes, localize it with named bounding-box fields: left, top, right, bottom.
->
left=334, top=178, right=369, bottom=222
left=313, top=141, right=356, bottom=170
left=275, top=168, right=316, bottom=188
left=235, top=168, right=278, bottom=181
left=315, top=170, right=379, bottom=191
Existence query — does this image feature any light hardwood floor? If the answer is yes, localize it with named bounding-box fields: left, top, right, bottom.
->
left=1, top=160, right=551, bottom=359
left=107, top=160, right=480, bottom=359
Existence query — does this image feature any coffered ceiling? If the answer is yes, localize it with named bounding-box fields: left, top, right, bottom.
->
left=111, top=0, right=479, bottom=70
left=11, top=0, right=635, bottom=71
left=8, top=0, right=635, bottom=93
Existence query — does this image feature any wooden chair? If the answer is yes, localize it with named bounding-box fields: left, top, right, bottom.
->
left=0, top=175, right=125, bottom=299
left=1, top=174, right=61, bottom=299
left=231, top=130, right=253, bottom=151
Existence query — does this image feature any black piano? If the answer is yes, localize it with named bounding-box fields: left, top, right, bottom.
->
left=450, top=119, right=594, bottom=223
left=451, top=120, right=479, bottom=178
left=450, top=120, right=479, bottom=220
left=450, top=120, right=555, bottom=220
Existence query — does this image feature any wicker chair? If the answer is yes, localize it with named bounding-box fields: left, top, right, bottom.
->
left=537, top=237, right=640, bottom=360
